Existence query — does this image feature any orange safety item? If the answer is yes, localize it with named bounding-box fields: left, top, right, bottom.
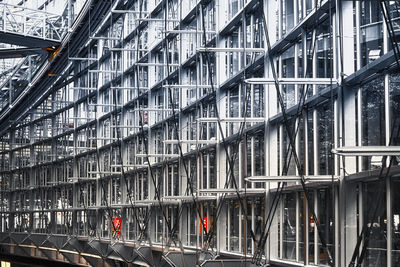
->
left=112, top=218, right=121, bottom=238
left=200, top=217, right=211, bottom=233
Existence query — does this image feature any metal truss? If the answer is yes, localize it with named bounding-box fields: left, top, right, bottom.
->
left=1, top=0, right=399, bottom=267
left=0, top=2, right=66, bottom=47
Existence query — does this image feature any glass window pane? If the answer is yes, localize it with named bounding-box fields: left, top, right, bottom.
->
left=318, top=102, right=333, bottom=175
left=392, top=179, right=400, bottom=265
left=361, top=77, right=385, bottom=171
left=283, top=192, right=296, bottom=260
left=363, top=181, right=387, bottom=267
left=317, top=188, right=334, bottom=265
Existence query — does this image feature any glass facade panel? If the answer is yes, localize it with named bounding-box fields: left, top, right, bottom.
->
left=226, top=200, right=240, bottom=252
left=317, top=188, right=334, bottom=265
left=360, top=1, right=383, bottom=66
left=362, top=76, right=386, bottom=170
left=282, top=192, right=296, bottom=261
left=282, top=46, right=296, bottom=108
left=317, top=102, right=333, bottom=175
left=363, top=181, right=387, bottom=267
left=282, top=0, right=294, bottom=35
left=390, top=74, right=400, bottom=147
left=308, top=192, right=315, bottom=264
left=299, top=192, right=306, bottom=262
left=392, top=179, right=400, bottom=265
left=1, top=0, right=400, bottom=265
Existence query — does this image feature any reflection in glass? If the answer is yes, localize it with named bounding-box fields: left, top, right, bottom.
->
left=360, top=1, right=383, bottom=67
left=361, top=76, right=385, bottom=170
left=226, top=200, right=240, bottom=252
left=281, top=121, right=296, bottom=176
left=246, top=200, right=253, bottom=254
left=317, top=188, right=334, bottom=265
left=282, top=46, right=295, bottom=108
left=308, top=192, right=315, bottom=263
left=282, top=0, right=294, bottom=35
left=318, top=102, right=333, bottom=175
left=307, top=109, right=314, bottom=175
left=283, top=192, right=296, bottom=260
left=363, top=181, right=387, bottom=267
left=390, top=74, right=400, bottom=147
left=299, top=192, right=305, bottom=262
left=392, top=180, right=400, bottom=265
left=229, top=0, right=240, bottom=19
left=228, top=87, right=239, bottom=135
left=316, top=19, right=332, bottom=84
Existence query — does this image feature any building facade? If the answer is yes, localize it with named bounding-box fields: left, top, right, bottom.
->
left=0, top=0, right=399, bottom=266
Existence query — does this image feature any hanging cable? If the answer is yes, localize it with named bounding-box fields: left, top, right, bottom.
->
left=251, top=0, right=334, bottom=265
left=253, top=16, right=318, bottom=267
left=130, top=0, right=179, bottom=258
left=197, top=2, right=261, bottom=253
left=348, top=1, right=400, bottom=266
left=109, top=9, right=150, bottom=245
left=88, top=1, right=128, bottom=254
left=160, top=0, right=216, bottom=258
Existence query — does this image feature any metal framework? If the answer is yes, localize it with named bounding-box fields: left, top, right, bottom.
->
left=0, top=0, right=400, bottom=267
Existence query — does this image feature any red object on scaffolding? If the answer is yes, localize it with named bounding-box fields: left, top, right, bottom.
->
left=113, top=217, right=121, bottom=238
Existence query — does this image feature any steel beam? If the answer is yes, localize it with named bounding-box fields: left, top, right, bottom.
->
left=0, top=47, right=47, bottom=59
left=0, top=32, right=60, bottom=49
left=332, top=146, right=400, bottom=156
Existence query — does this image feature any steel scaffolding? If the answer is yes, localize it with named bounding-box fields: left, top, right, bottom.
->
left=0, top=0, right=400, bottom=267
